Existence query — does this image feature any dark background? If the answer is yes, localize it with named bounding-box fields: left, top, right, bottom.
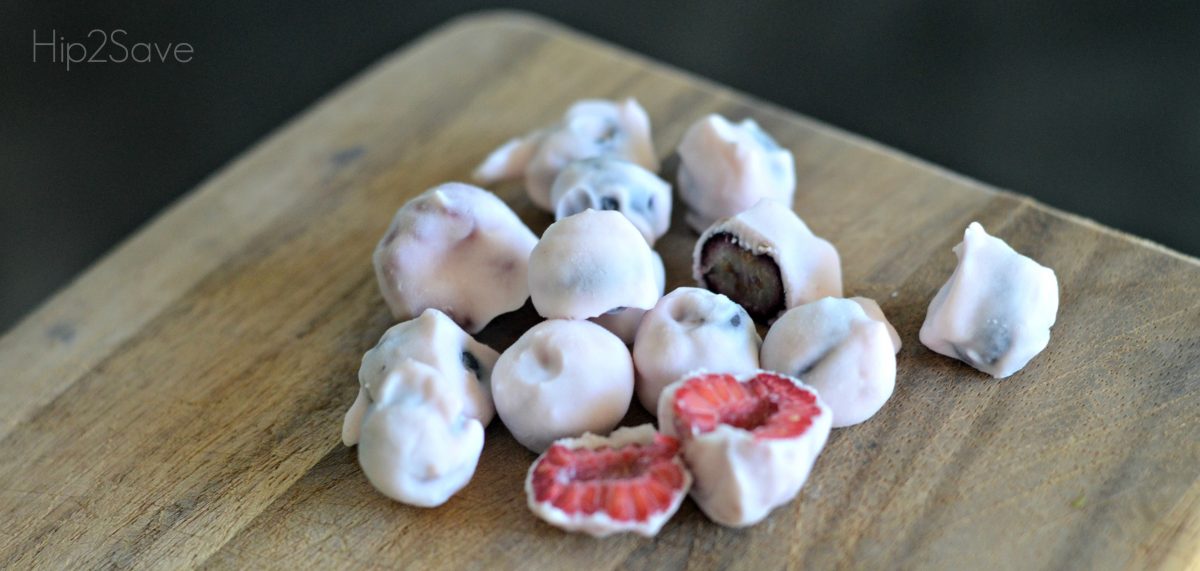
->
left=2, top=2, right=1198, bottom=332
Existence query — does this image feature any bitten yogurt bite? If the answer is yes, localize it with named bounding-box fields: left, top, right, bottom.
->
left=761, top=297, right=898, bottom=428
left=676, top=114, right=796, bottom=232
left=474, top=98, right=659, bottom=211
left=693, top=198, right=842, bottom=322
left=342, top=308, right=499, bottom=447
left=352, top=359, right=485, bottom=507
left=529, top=209, right=662, bottom=321
left=525, top=425, right=692, bottom=537
left=373, top=183, right=537, bottom=333
left=920, top=222, right=1059, bottom=378
left=492, top=320, right=635, bottom=453
left=632, top=287, right=760, bottom=413
left=550, top=157, right=673, bottom=246
left=658, top=371, right=831, bottom=527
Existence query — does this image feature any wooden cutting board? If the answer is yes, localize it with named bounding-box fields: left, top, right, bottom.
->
left=2, top=11, right=1197, bottom=570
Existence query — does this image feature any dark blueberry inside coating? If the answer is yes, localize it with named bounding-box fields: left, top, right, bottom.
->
left=729, top=313, right=742, bottom=328
left=461, top=351, right=482, bottom=378
left=599, top=196, right=619, bottom=211
left=595, top=122, right=618, bottom=147
left=975, top=319, right=1012, bottom=365
left=793, top=337, right=840, bottom=379
left=697, top=233, right=785, bottom=322
left=952, top=320, right=1011, bottom=368
left=952, top=345, right=974, bottom=367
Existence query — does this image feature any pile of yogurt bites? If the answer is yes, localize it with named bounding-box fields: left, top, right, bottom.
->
left=341, top=98, right=1060, bottom=535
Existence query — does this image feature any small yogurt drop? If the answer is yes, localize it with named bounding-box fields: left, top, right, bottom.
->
left=529, top=209, right=662, bottom=321
left=343, top=308, right=499, bottom=447
left=693, top=198, right=842, bottom=322
left=658, top=371, right=831, bottom=527
left=676, top=114, right=796, bottom=232
left=550, top=157, right=673, bottom=246
left=589, top=251, right=667, bottom=345
left=474, top=98, right=659, bottom=211
left=920, top=222, right=1059, bottom=378
left=761, top=297, right=898, bottom=428
left=354, top=359, right=485, bottom=507
left=373, top=183, right=537, bottom=333
left=492, top=320, right=635, bottom=453
left=632, top=287, right=761, bottom=413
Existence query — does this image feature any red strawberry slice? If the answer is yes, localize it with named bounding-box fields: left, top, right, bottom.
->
left=525, top=425, right=693, bottom=537
left=658, top=370, right=831, bottom=527
left=671, top=371, right=822, bottom=439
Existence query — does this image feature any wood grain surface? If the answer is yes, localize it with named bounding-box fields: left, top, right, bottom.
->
left=1, top=11, right=1197, bottom=570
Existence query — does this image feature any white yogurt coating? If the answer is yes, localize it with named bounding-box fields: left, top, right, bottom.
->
left=919, top=222, right=1059, bottom=378
left=852, top=297, right=902, bottom=352
left=342, top=308, right=499, bottom=447
left=693, top=198, right=842, bottom=320
left=529, top=209, right=662, bottom=320
left=761, top=297, right=898, bottom=428
left=550, top=157, right=673, bottom=246
left=353, top=359, right=485, bottom=507
left=589, top=251, right=666, bottom=345
left=524, top=425, right=692, bottom=538
left=373, top=183, right=537, bottom=333
left=632, top=288, right=761, bottom=413
left=474, top=98, right=659, bottom=211
left=658, top=371, right=832, bottom=527
left=492, top=320, right=635, bottom=452
left=677, top=114, right=796, bottom=232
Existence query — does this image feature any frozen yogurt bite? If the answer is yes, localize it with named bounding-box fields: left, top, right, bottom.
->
left=475, top=98, right=659, bottom=211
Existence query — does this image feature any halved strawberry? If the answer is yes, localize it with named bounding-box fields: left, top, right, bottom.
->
left=658, top=370, right=831, bottom=527
left=670, top=371, right=821, bottom=439
left=525, top=424, right=692, bottom=537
